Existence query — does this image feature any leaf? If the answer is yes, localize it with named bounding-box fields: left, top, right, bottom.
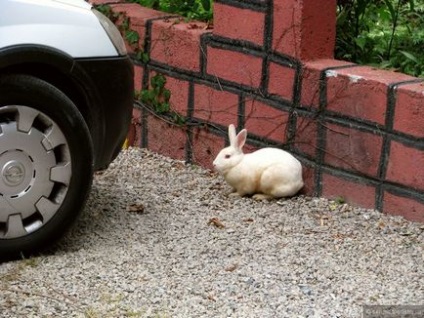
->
left=356, top=0, right=369, bottom=16
left=200, top=0, right=211, bottom=11
left=355, top=37, right=367, bottom=50
left=135, top=51, right=150, bottom=64
left=125, top=30, right=140, bottom=45
left=335, top=196, right=346, bottom=204
left=141, top=53, right=150, bottom=63
left=382, top=0, right=396, bottom=21
left=208, top=217, right=225, bottom=229
left=95, top=4, right=112, bottom=16
left=400, top=50, right=419, bottom=63
left=121, top=17, right=130, bottom=31
left=172, top=112, right=186, bottom=125
left=162, top=89, right=171, bottom=101
left=140, top=90, right=151, bottom=103
left=162, top=102, right=170, bottom=113
left=378, top=6, right=392, bottom=22
left=151, top=74, right=166, bottom=88
left=126, top=203, right=145, bottom=214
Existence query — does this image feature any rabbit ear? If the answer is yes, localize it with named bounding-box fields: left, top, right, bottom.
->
left=228, top=124, right=237, bottom=146
left=235, top=129, right=247, bottom=149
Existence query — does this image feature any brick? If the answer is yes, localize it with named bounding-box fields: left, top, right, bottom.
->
left=207, top=47, right=263, bottom=88
left=193, top=84, right=239, bottom=125
left=110, top=4, right=167, bottom=23
left=150, top=18, right=209, bottom=72
left=383, top=191, right=424, bottom=222
left=300, top=65, right=321, bottom=108
left=272, top=0, right=336, bottom=60
left=294, top=116, right=318, bottom=158
left=144, top=72, right=189, bottom=115
left=147, top=116, right=187, bottom=161
left=394, top=82, right=424, bottom=138
left=322, top=173, right=376, bottom=208
left=213, top=3, right=265, bottom=46
left=134, top=65, right=143, bottom=91
left=90, top=0, right=127, bottom=4
left=110, top=4, right=169, bottom=54
left=326, top=66, right=415, bottom=125
left=386, top=141, right=424, bottom=192
left=127, top=108, right=142, bottom=147
left=268, top=63, right=296, bottom=101
left=163, top=76, right=190, bottom=115
left=191, top=127, right=226, bottom=170
left=299, top=164, right=317, bottom=196
left=243, top=143, right=260, bottom=155
left=272, top=0, right=299, bottom=58
left=244, top=99, right=289, bottom=143
left=324, top=124, right=383, bottom=177
left=301, top=59, right=353, bottom=108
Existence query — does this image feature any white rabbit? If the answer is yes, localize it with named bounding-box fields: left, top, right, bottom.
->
left=213, top=124, right=304, bottom=200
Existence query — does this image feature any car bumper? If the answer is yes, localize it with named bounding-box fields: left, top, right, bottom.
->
left=74, top=56, right=134, bottom=170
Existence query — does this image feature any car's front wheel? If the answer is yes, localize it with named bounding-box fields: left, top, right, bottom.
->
left=0, top=75, right=93, bottom=258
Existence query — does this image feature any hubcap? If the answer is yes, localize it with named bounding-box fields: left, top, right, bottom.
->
left=0, top=106, right=72, bottom=239
left=2, top=161, right=25, bottom=186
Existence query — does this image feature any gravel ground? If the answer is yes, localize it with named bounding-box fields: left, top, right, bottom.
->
left=1, top=148, right=423, bottom=318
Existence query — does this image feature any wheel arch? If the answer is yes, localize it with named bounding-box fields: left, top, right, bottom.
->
left=0, top=45, right=104, bottom=161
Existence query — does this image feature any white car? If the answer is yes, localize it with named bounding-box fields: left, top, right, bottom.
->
left=0, top=0, right=134, bottom=259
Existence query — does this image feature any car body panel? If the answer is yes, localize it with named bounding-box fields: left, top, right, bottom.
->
left=0, top=0, right=119, bottom=58
left=75, top=56, right=134, bottom=169
left=0, top=0, right=134, bottom=170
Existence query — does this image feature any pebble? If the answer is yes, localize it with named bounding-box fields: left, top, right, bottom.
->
left=0, top=148, right=423, bottom=318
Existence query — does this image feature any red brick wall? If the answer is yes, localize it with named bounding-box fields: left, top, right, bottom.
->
left=91, top=0, right=424, bottom=222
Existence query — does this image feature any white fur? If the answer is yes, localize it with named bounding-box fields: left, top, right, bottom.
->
left=213, top=124, right=304, bottom=198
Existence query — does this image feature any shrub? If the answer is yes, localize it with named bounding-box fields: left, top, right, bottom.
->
left=336, top=0, right=424, bottom=77
left=129, top=0, right=213, bottom=22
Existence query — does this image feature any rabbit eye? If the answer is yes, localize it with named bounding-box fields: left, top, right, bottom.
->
left=225, top=154, right=231, bottom=159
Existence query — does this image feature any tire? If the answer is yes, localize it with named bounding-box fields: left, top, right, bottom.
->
left=0, top=74, right=93, bottom=259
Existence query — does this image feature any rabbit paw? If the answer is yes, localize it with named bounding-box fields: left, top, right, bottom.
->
left=252, top=193, right=274, bottom=201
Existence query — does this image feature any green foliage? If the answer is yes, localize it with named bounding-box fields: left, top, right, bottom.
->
left=129, top=0, right=213, bottom=22
left=138, top=74, right=186, bottom=125
left=119, top=16, right=139, bottom=45
left=94, top=4, right=121, bottom=23
left=140, top=74, right=171, bottom=114
left=334, top=196, right=346, bottom=205
left=336, top=0, right=424, bottom=77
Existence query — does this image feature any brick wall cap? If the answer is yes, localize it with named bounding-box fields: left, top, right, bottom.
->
left=90, top=0, right=127, bottom=5
left=108, top=3, right=170, bottom=23
left=328, top=66, right=417, bottom=85
left=397, top=81, right=424, bottom=94
left=153, top=18, right=211, bottom=36
left=303, top=59, right=354, bottom=71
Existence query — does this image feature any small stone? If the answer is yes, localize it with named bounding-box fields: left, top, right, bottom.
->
left=299, top=285, right=313, bottom=296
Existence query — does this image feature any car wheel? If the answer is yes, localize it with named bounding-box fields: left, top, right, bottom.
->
left=0, top=74, right=93, bottom=258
